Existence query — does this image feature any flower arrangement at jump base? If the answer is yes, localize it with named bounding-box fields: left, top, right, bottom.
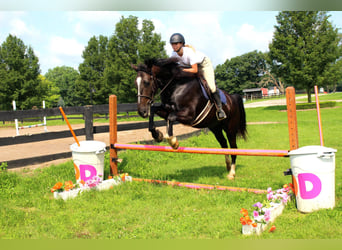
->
left=51, top=173, right=132, bottom=200
left=240, top=184, right=293, bottom=235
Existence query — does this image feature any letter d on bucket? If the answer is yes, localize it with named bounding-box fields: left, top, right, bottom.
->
left=70, top=141, right=106, bottom=183
left=289, top=146, right=337, bottom=213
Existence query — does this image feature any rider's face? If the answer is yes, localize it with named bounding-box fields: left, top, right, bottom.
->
left=171, top=42, right=183, bottom=53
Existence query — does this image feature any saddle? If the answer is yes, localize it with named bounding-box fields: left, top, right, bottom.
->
left=191, top=76, right=231, bottom=127
left=197, top=76, right=227, bottom=105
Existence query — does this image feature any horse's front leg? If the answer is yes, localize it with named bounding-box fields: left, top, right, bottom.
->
left=165, top=113, right=179, bottom=149
left=149, top=105, right=164, bottom=143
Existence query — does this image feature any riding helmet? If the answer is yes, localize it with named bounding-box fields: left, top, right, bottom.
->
left=170, top=33, right=185, bottom=44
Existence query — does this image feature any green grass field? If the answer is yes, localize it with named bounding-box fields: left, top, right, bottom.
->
left=0, top=93, right=341, bottom=239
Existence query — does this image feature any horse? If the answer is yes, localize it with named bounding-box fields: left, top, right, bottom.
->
left=131, top=57, right=247, bottom=180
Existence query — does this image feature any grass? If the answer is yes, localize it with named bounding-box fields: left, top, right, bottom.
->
left=0, top=94, right=342, bottom=239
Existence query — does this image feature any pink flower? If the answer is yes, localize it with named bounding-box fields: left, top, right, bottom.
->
left=264, top=209, right=271, bottom=222
left=253, top=202, right=263, bottom=209
left=253, top=210, right=259, bottom=218
left=267, top=187, right=272, bottom=193
left=267, top=193, right=273, bottom=200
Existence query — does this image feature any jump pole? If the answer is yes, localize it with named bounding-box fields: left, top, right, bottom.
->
left=109, top=87, right=298, bottom=175
left=314, top=85, right=324, bottom=146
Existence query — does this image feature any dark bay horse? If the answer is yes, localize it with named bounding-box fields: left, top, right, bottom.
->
left=131, top=57, right=247, bottom=180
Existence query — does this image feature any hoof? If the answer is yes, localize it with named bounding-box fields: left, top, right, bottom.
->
left=227, top=173, right=235, bottom=180
left=171, top=140, right=179, bottom=150
left=166, top=135, right=179, bottom=149
left=153, top=130, right=163, bottom=143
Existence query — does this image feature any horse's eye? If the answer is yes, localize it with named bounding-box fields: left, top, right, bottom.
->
left=143, top=80, right=150, bottom=86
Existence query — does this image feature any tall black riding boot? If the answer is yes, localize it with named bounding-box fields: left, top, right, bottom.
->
left=212, top=90, right=227, bottom=120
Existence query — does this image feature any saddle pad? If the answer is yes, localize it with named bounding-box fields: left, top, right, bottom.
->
left=200, top=84, right=227, bottom=104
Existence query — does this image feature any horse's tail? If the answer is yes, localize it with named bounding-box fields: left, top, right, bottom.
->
left=236, top=94, right=248, bottom=140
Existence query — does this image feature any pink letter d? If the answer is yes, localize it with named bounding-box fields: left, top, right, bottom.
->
left=298, top=173, right=322, bottom=200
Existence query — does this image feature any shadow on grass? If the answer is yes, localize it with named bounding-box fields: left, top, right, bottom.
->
left=162, top=164, right=248, bottom=183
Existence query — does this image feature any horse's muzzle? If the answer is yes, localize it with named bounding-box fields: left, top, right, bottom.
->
left=138, top=108, right=148, bottom=118
left=138, top=103, right=151, bottom=118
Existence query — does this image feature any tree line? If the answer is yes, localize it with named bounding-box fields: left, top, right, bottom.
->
left=1, top=12, right=342, bottom=110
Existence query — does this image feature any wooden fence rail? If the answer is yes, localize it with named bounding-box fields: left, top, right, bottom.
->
left=0, top=103, right=181, bottom=168
left=0, top=103, right=164, bottom=146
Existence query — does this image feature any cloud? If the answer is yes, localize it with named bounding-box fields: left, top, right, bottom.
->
left=150, top=12, right=275, bottom=66
left=38, top=36, right=86, bottom=73
left=151, top=12, right=238, bottom=66
left=236, top=23, right=274, bottom=53
left=49, top=36, right=84, bottom=56
left=67, top=11, right=121, bottom=39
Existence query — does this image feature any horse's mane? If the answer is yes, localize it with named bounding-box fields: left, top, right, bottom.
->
left=136, top=63, right=151, bottom=74
left=144, top=57, right=180, bottom=69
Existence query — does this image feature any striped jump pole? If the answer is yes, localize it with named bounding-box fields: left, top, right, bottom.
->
left=109, top=87, right=298, bottom=175
left=113, top=143, right=289, bottom=157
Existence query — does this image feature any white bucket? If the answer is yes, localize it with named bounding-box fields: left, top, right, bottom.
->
left=70, top=140, right=106, bottom=183
left=289, top=145, right=337, bottom=213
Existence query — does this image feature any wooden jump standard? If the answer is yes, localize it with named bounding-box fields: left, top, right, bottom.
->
left=109, top=87, right=299, bottom=176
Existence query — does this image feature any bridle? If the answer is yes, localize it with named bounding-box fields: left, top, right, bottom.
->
left=136, top=69, right=175, bottom=105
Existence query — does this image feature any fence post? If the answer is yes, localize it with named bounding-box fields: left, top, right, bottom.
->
left=109, top=95, right=118, bottom=176
left=286, top=87, right=299, bottom=150
left=84, top=105, right=94, bottom=141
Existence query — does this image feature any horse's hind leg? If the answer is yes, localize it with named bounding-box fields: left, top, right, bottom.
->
left=210, top=127, right=235, bottom=179
left=226, top=134, right=238, bottom=180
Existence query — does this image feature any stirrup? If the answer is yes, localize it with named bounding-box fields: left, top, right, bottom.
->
left=216, top=110, right=227, bottom=120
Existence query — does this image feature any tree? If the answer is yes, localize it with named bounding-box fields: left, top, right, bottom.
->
left=39, top=75, right=60, bottom=108
left=105, top=16, right=167, bottom=103
left=215, top=51, right=267, bottom=95
left=0, top=35, right=46, bottom=110
left=256, top=54, right=285, bottom=94
left=268, top=11, right=342, bottom=102
left=76, top=35, right=108, bottom=106
left=317, top=58, right=342, bottom=92
left=45, top=66, right=79, bottom=106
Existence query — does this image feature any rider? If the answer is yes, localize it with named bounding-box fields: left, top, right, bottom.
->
left=169, top=33, right=227, bottom=120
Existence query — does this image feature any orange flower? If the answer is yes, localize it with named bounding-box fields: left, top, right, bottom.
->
left=252, top=222, right=257, bottom=228
left=288, top=183, right=295, bottom=193
left=108, top=176, right=113, bottom=179
left=240, top=217, right=247, bottom=225
left=64, top=181, right=74, bottom=191
left=51, top=182, right=63, bottom=192
left=240, top=208, right=248, bottom=217
left=269, top=225, right=276, bottom=232
left=80, top=180, right=85, bottom=185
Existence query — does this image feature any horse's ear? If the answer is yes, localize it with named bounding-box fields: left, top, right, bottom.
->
left=131, top=64, right=138, bottom=71
left=145, top=58, right=156, bottom=69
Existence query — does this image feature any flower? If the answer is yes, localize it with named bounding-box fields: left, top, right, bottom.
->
left=240, top=208, right=257, bottom=227
left=64, top=181, right=75, bottom=191
left=253, top=210, right=259, bottom=217
left=51, top=182, right=63, bottom=193
left=240, top=208, right=248, bottom=217
left=264, top=209, right=271, bottom=222
left=51, top=180, right=77, bottom=193
left=240, top=183, right=294, bottom=233
left=253, top=202, right=263, bottom=209
left=85, top=175, right=102, bottom=188
left=269, top=225, right=276, bottom=232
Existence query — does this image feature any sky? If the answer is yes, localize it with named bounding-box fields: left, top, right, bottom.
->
left=1, top=11, right=342, bottom=74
